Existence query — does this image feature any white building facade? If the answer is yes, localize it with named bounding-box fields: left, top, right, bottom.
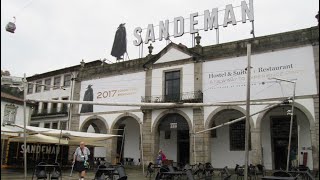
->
left=25, top=26, right=319, bottom=171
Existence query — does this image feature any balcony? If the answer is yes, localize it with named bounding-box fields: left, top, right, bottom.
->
left=31, top=108, right=68, bottom=118
left=141, top=91, right=203, bottom=103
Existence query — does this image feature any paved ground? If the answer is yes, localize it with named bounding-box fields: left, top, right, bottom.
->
left=1, top=167, right=319, bottom=180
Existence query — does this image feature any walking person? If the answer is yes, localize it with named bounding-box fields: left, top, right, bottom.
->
left=72, top=142, right=91, bottom=180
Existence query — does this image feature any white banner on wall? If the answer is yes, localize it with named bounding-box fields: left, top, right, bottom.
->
left=79, top=72, right=145, bottom=113
left=203, top=46, right=317, bottom=103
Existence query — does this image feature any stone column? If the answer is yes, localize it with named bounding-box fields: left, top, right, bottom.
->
left=312, top=44, right=319, bottom=171
left=192, top=108, right=209, bottom=163
left=142, top=110, right=153, bottom=165
left=250, top=128, right=263, bottom=165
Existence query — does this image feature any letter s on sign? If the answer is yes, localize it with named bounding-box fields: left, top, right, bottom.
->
left=133, top=27, right=142, bottom=46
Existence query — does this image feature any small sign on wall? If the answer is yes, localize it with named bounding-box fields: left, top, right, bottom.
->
left=170, top=123, right=177, bottom=129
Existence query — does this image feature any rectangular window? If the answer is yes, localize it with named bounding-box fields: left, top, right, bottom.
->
left=165, top=71, right=180, bottom=102
left=51, top=100, right=58, bottom=113
left=42, top=102, right=48, bottom=114
left=44, top=123, right=50, bottom=129
left=35, top=80, right=42, bottom=93
left=61, top=97, right=69, bottom=112
left=32, top=102, right=39, bottom=115
left=52, top=122, right=58, bottom=129
left=165, top=131, right=171, bottom=139
left=44, top=78, right=51, bottom=91
left=27, top=83, right=34, bottom=94
left=53, top=76, right=61, bottom=89
left=30, top=123, right=39, bottom=127
left=63, top=74, right=71, bottom=87
left=229, top=119, right=250, bottom=151
left=60, top=121, right=67, bottom=130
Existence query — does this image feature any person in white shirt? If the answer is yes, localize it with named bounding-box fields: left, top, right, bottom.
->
left=72, top=142, right=90, bottom=180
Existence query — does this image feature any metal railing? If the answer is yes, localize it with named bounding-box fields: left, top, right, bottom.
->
left=31, top=108, right=68, bottom=117
left=141, top=91, right=203, bottom=103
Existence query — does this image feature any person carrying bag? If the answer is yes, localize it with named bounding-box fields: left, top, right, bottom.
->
left=72, top=142, right=91, bottom=180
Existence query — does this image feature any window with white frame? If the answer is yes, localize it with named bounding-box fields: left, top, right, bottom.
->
left=3, top=104, right=18, bottom=125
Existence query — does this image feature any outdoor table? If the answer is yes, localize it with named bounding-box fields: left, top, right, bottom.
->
left=161, top=171, right=187, bottom=179
left=96, top=167, right=119, bottom=179
left=32, top=164, right=61, bottom=180
left=261, top=176, right=297, bottom=180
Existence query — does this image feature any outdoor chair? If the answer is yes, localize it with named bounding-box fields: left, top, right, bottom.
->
left=194, top=163, right=206, bottom=179
left=220, top=166, right=232, bottom=180
left=204, top=162, right=214, bottom=176
left=32, top=162, right=47, bottom=180
left=50, top=162, right=62, bottom=180
left=145, top=162, right=154, bottom=178
left=115, top=165, right=127, bottom=180
left=256, top=164, right=266, bottom=177
left=235, top=164, right=245, bottom=180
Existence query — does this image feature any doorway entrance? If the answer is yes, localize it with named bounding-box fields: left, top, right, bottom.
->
left=271, top=116, right=297, bottom=170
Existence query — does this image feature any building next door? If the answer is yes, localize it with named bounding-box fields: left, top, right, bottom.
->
left=271, top=116, right=297, bottom=170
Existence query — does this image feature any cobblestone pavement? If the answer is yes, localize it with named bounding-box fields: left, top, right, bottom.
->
left=1, top=167, right=319, bottom=180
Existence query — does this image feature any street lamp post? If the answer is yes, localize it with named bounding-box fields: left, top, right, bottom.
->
left=271, top=78, right=296, bottom=171
left=23, top=74, right=27, bottom=180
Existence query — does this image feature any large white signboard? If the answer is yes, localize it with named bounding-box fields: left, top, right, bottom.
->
left=79, top=72, right=145, bottom=113
left=203, top=46, right=317, bottom=103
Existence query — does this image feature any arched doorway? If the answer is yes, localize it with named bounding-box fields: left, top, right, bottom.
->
left=260, top=105, right=313, bottom=170
left=111, top=115, right=141, bottom=165
left=208, top=109, right=250, bottom=168
left=80, top=117, right=108, bottom=160
left=156, top=113, right=190, bottom=165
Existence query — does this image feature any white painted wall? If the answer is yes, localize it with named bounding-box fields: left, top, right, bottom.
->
left=203, top=46, right=317, bottom=103
left=154, top=47, right=191, bottom=64
left=87, top=125, right=107, bottom=157
left=210, top=110, right=251, bottom=168
left=1, top=100, right=31, bottom=127
left=123, top=119, right=141, bottom=165
left=159, top=129, right=177, bottom=162
left=79, top=72, right=145, bottom=113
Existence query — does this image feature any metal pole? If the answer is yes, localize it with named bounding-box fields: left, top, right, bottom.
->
left=120, top=127, right=126, bottom=164
left=297, top=125, right=300, bottom=167
left=68, top=72, right=76, bottom=130
left=23, top=73, right=27, bottom=180
left=216, top=28, right=219, bottom=44
left=193, top=127, right=196, bottom=164
left=1, top=138, right=5, bottom=165
left=286, top=82, right=296, bottom=171
left=55, top=120, right=63, bottom=162
left=139, top=123, right=145, bottom=175
left=244, top=43, right=252, bottom=180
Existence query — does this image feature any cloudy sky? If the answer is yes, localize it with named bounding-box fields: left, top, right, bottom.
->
left=1, top=0, right=318, bottom=77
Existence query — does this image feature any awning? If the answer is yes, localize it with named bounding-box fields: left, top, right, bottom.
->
left=9, top=134, right=69, bottom=144
left=8, top=124, right=119, bottom=147
left=1, top=126, right=21, bottom=139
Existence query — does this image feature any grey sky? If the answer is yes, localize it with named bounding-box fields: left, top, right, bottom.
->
left=1, top=0, right=318, bottom=77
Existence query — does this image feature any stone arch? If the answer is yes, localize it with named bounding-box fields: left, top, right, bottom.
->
left=110, top=112, right=142, bottom=132
left=152, top=109, right=193, bottom=133
left=204, top=106, right=254, bottom=130
left=110, top=112, right=142, bottom=165
left=256, top=102, right=315, bottom=130
left=80, top=115, right=109, bottom=133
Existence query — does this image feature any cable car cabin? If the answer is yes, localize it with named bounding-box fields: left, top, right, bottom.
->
left=6, top=22, right=16, bottom=33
